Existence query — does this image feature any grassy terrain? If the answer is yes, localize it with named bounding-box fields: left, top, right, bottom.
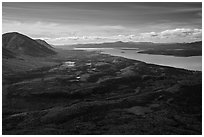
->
left=2, top=49, right=202, bottom=135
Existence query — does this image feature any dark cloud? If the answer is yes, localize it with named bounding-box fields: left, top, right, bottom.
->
left=3, top=2, right=201, bottom=27
left=2, top=2, right=202, bottom=44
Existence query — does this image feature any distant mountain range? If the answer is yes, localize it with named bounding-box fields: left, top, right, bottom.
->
left=59, top=40, right=201, bottom=57
left=2, top=32, right=56, bottom=58
left=71, top=40, right=202, bottom=49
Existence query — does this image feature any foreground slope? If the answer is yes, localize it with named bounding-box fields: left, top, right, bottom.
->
left=3, top=48, right=202, bottom=135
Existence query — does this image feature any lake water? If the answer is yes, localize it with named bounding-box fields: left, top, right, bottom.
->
left=74, top=48, right=202, bottom=71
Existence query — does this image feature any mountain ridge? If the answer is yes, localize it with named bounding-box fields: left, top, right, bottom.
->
left=35, top=39, right=54, bottom=49
left=2, top=32, right=56, bottom=58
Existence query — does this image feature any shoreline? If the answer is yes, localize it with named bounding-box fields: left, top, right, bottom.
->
left=73, top=48, right=202, bottom=72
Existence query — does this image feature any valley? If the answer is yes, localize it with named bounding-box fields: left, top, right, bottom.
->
left=2, top=50, right=202, bottom=135
left=2, top=2, right=202, bottom=135
left=2, top=32, right=202, bottom=135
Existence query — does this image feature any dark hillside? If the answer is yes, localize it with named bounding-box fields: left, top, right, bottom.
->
left=2, top=32, right=56, bottom=57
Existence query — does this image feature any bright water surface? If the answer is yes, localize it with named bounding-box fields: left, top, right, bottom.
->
left=74, top=48, right=202, bottom=71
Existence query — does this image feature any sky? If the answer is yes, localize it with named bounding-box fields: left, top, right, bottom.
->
left=2, top=2, right=202, bottom=45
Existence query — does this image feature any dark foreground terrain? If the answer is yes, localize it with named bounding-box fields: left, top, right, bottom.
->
left=2, top=48, right=202, bottom=135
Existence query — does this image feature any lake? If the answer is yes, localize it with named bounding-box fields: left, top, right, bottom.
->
left=74, top=48, right=202, bottom=71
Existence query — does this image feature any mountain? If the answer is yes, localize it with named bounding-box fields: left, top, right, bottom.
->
left=71, top=41, right=159, bottom=49
left=2, top=47, right=16, bottom=58
left=182, top=41, right=202, bottom=49
left=137, top=41, right=202, bottom=57
left=2, top=32, right=56, bottom=57
left=71, top=40, right=201, bottom=50
left=35, top=39, right=54, bottom=49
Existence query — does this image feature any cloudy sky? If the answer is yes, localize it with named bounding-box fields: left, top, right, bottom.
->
left=2, top=2, right=202, bottom=45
